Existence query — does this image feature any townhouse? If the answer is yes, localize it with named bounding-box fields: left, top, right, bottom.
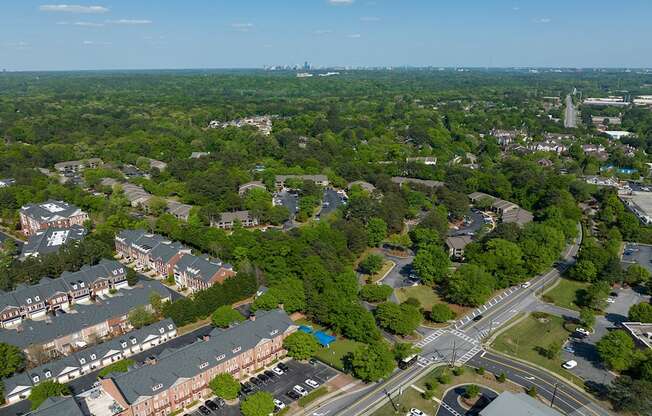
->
left=391, top=177, right=445, bottom=190
left=27, top=396, right=85, bottom=416
left=20, top=200, right=89, bottom=236
left=20, top=225, right=87, bottom=259
left=211, top=210, right=259, bottom=229
left=0, top=280, right=170, bottom=358
left=275, top=174, right=329, bottom=189
left=4, top=319, right=176, bottom=404
left=445, top=235, right=473, bottom=259
left=101, top=310, right=296, bottom=416
left=54, top=158, right=103, bottom=175
left=173, top=255, right=235, bottom=293
left=468, top=192, right=533, bottom=227
left=115, top=230, right=191, bottom=278
left=0, top=260, right=126, bottom=329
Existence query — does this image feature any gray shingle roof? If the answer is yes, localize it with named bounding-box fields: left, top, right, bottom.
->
left=391, top=177, right=444, bottom=188
left=20, top=200, right=85, bottom=223
left=28, top=396, right=84, bottom=416
left=110, top=310, right=295, bottom=404
left=480, top=392, right=563, bottom=416
left=60, top=259, right=125, bottom=287
left=218, top=210, right=255, bottom=223
left=174, top=254, right=222, bottom=283
left=20, top=225, right=87, bottom=258
left=0, top=281, right=170, bottom=350
left=0, top=277, right=70, bottom=313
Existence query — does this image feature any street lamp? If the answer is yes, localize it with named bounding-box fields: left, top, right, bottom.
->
left=550, top=383, right=560, bottom=408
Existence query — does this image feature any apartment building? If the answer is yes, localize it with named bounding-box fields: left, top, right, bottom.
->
left=391, top=177, right=444, bottom=190
left=20, top=225, right=87, bottom=259
left=27, top=396, right=85, bottom=416
left=211, top=210, right=259, bottom=229
left=4, top=319, right=177, bottom=404
left=101, top=310, right=296, bottom=416
left=275, top=174, right=329, bottom=189
left=173, top=255, right=235, bottom=293
left=53, top=158, right=103, bottom=175
left=20, top=200, right=89, bottom=236
left=445, top=235, right=473, bottom=259
left=238, top=181, right=266, bottom=195
left=0, top=280, right=170, bottom=358
left=115, top=230, right=191, bottom=278
left=0, top=260, right=126, bottom=329
left=468, top=192, right=533, bottom=227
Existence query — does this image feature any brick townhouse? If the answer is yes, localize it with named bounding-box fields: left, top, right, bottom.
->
left=20, top=225, right=87, bottom=259
left=3, top=319, right=177, bottom=404
left=115, top=230, right=191, bottom=277
left=0, top=260, right=126, bottom=329
left=0, top=280, right=171, bottom=359
left=19, top=200, right=89, bottom=236
left=101, top=310, right=297, bottom=416
left=173, top=254, right=235, bottom=293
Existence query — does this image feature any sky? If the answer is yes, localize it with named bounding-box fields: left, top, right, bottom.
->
left=1, top=0, right=652, bottom=71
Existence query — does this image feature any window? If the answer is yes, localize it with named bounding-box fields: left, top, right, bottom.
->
left=131, top=338, right=137, bottom=345
left=121, top=342, right=127, bottom=348
left=159, top=328, right=164, bottom=334
left=90, top=354, right=96, bottom=360
left=26, top=298, right=32, bottom=304
left=199, top=362, right=209, bottom=369
left=270, top=329, right=278, bottom=336
left=80, top=282, right=85, bottom=288
left=34, top=296, right=40, bottom=302
left=232, top=346, right=241, bottom=353
left=44, top=371, right=51, bottom=378
left=32, top=376, right=39, bottom=383
left=79, top=358, right=86, bottom=364
left=152, top=383, right=163, bottom=391
left=216, top=354, right=225, bottom=361
left=168, top=324, right=173, bottom=330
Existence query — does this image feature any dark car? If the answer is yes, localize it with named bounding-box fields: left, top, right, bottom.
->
left=264, top=370, right=276, bottom=379
left=278, top=362, right=290, bottom=371
left=309, top=358, right=318, bottom=366
left=258, top=373, right=270, bottom=384
left=205, top=400, right=219, bottom=411
left=250, top=377, right=262, bottom=386
left=287, top=390, right=301, bottom=400
left=198, top=406, right=211, bottom=415
left=472, top=314, right=483, bottom=322
left=213, top=398, right=225, bottom=408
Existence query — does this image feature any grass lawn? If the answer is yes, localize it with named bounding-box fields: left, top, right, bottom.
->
left=492, top=313, right=584, bottom=386
left=395, top=285, right=471, bottom=316
left=296, top=318, right=364, bottom=371
left=372, top=386, right=436, bottom=416
left=542, top=278, right=590, bottom=312
left=367, top=260, right=395, bottom=283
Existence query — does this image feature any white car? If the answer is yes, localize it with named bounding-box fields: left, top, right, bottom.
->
left=575, top=327, right=591, bottom=336
left=606, top=297, right=616, bottom=304
left=562, top=360, right=578, bottom=370
left=273, top=399, right=286, bottom=409
left=305, top=379, right=319, bottom=388
left=272, top=366, right=284, bottom=376
left=293, top=385, right=308, bottom=396
left=521, top=281, right=531, bottom=288
left=410, top=409, right=425, bottom=416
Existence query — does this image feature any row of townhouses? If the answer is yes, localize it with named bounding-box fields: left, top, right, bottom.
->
left=3, top=319, right=177, bottom=404
left=0, top=279, right=171, bottom=359
left=20, top=225, right=87, bottom=259
left=115, top=230, right=236, bottom=293
left=19, top=200, right=89, bottom=236
left=101, top=309, right=296, bottom=416
left=0, top=260, right=127, bottom=329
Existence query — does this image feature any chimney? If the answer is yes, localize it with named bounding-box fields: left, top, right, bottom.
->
left=144, top=356, right=157, bottom=366
left=250, top=314, right=256, bottom=321
left=202, top=334, right=210, bottom=341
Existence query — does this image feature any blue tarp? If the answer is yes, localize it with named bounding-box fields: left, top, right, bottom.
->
left=298, top=325, right=313, bottom=334
left=314, top=331, right=336, bottom=347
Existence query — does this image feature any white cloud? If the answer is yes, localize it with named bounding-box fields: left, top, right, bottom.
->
left=106, top=19, right=152, bottom=25
left=3, top=41, right=31, bottom=50
left=329, top=0, right=354, bottom=5
left=535, top=17, right=551, bottom=23
left=313, top=29, right=333, bottom=35
left=512, top=6, right=521, bottom=11
left=360, top=16, right=380, bottom=21
left=82, top=40, right=111, bottom=46
left=347, top=33, right=362, bottom=38
left=57, top=21, right=104, bottom=27
left=231, top=22, right=254, bottom=32
left=39, top=4, right=109, bottom=14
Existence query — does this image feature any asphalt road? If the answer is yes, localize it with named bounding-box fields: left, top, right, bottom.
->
left=564, top=94, right=578, bottom=128
left=447, top=209, right=485, bottom=237
left=469, top=351, right=611, bottom=416
left=0, top=325, right=214, bottom=416
left=437, top=384, right=498, bottom=416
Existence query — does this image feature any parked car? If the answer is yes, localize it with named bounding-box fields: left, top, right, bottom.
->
left=213, top=398, right=225, bottom=408
left=198, top=406, right=211, bottom=416
left=293, top=385, right=308, bottom=396
left=472, top=314, right=483, bottom=322
left=309, top=358, right=318, bottom=366
left=286, top=390, right=301, bottom=400
left=305, top=379, right=319, bottom=388
left=257, top=373, right=270, bottom=384
left=272, top=366, right=284, bottom=376
left=273, top=399, right=286, bottom=409
left=250, top=377, right=262, bottom=386
left=265, top=370, right=276, bottom=379
left=562, top=360, right=578, bottom=370
left=205, top=400, right=219, bottom=411
left=563, top=345, right=575, bottom=354
left=410, top=408, right=425, bottom=416
left=278, top=362, right=290, bottom=371
left=575, top=327, right=591, bottom=336
left=521, top=281, right=531, bottom=288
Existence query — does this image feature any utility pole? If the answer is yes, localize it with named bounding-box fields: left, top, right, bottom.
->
left=550, top=383, right=559, bottom=408
left=385, top=388, right=398, bottom=412
left=451, top=338, right=457, bottom=367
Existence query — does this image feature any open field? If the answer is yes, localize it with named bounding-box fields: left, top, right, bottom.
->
left=543, top=278, right=590, bottom=312
left=396, top=285, right=472, bottom=316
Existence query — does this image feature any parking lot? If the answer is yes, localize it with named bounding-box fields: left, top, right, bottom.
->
left=622, top=242, right=652, bottom=273
left=319, top=189, right=347, bottom=217
left=186, top=360, right=338, bottom=416
left=274, top=190, right=299, bottom=216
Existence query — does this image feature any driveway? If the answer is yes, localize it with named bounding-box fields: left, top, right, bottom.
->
left=447, top=209, right=486, bottom=237
left=319, top=188, right=346, bottom=217
left=379, top=248, right=415, bottom=303
left=437, top=385, right=498, bottom=416
left=622, top=242, right=652, bottom=273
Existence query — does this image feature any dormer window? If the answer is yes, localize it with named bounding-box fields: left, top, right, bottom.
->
left=168, top=324, right=173, bottom=330
left=79, top=358, right=86, bottom=364
left=119, top=268, right=124, bottom=273
left=232, top=346, right=241, bottom=353
left=199, top=362, right=209, bottom=369
left=26, top=298, right=32, bottom=304
left=80, top=282, right=85, bottom=288
left=152, top=383, right=163, bottom=391
left=90, top=354, right=96, bottom=360
left=44, top=371, right=51, bottom=378
left=72, top=284, right=78, bottom=290
left=216, top=354, right=225, bottom=361
left=131, top=338, right=137, bottom=345
left=34, top=296, right=40, bottom=302
left=121, top=341, right=127, bottom=348
left=270, top=329, right=279, bottom=336
left=159, top=328, right=164, bottom=334
left=32, top=376, right=39, bottom=383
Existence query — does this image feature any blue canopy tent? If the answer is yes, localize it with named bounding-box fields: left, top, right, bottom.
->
left=314, top=331, right=336, bottom=347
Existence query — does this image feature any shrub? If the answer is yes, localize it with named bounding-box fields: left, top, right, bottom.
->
left=527, top=386, right=537, bottom=397
left=359, top=254, right=384, bottom=275
left=359, top=284, right=393, bottom=303
left=283, top=331, right=319, bottom=360
left=464, top=384, right=480, bottom=399
left=209, top=373, right=240, bottom=400
left=476, top=367, right=485, bottom=375
left=497, top=372, right=507, bottom=383
left=428, top=304, right=455, bottom=323
left=438, top=371, right=452, bottom=384
left=452, top=366, right=464, bottom=376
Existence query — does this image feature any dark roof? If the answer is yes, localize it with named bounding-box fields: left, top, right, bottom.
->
left=174, top=254, right=223, bottom=283
left=60, top=259, right=126, bottom=287
left=20, top=200, right=85, bottom=222
left=109, top=310, right=295, bottom=404
left=480, top=392, right=563, bottom=416
left=28, top=396, right=84, bottom=416
left=20, top=225, right=87, bottom=258
left=0, top=277, right=70, bottom=312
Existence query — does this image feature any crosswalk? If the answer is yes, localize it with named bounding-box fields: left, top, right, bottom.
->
left=450, top=329, right=480, bottom=345
left=439, top=401, right=462, bottom=416
left=415, top=329, right=444, bottom=348
left=456, top=345, right=483, bottom=365
left=416, top=356, right=433, bottom=368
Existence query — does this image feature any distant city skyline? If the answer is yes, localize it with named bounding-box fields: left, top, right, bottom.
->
left=1, top=0, right=652, bottom=71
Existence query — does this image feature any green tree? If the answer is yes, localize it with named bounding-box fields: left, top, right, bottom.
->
left=412, top=244, right=451, bottom=284
left=98, top=359, right=135, bottom=377
left=0, top=343, right=25, bottom=378
left=149, top=291, right=163, bottom=316
left=359, top=284, right=393, bottom=303
left=366, top=218, right=388, bottom=247
left=608, top=376, right=652, bottom=414
left=464, top=384, right=480, bottom=399
left=28, top=381, right=70, bottom=410
left=267, top=277, right=306, bottom=314
left=283, top=331, right=319, bottom=360
left=127, top=306, right=155, bottom=329
left=582, top=280, right=611, bottom=311
left=428, top=304, right=455, bottom=323
left=348, top=342, right=396, bottom=382
left=147, top=196, right=168, bottom=216
left=628, top=302, right=652, bottom=323
left=579, top=308, right=596, bottom=330
left=359, top=254, right=384, bottom=275
left=375, top=302, right=423, bottom=335
left=527, top=386, right=537, bottom=397
left=209, top=373, right=241, bottom=400
left=625, top=264, right=651, bottom=286
left=446, top=264, right=495, bottom=306
left=597, top=330, right=635, bottom=371
left=251, top=291, right=279, bottom=311
left=211, top=305, right=245, bottom=328
left=468, top=238, right=524, bottom=287
left=240, top=391, right=275, bottom=416
left=126, top=267, right=139, bottom=286
left=393, top=342, right=420, bottom=361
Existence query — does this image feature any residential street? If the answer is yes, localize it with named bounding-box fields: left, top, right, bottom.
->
left=564, top=94, right=578, bottom=128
